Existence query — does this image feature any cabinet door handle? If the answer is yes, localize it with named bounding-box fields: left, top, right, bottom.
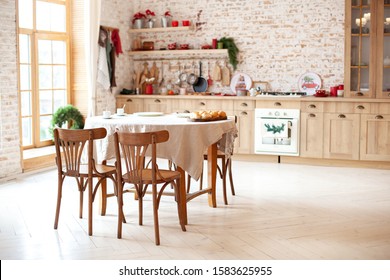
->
left=308, top=104, right=316, bottom=109
left=309, top=113, right=316, bottom=118
left=375, top=115, right=384, bottom=120
left=126, top=99, right=133, bottom=102
left=274, top=102, right=282, bottom=106
left=200, top=102, right=206, bottom=106
left=241, top=102, right=248, bottom=107
left=338, top=114, right=346, bottom=119
left=240, top=111, right=248, bottom=116
left=356, top=92, right=364, bottom=96
left=184, top=110, right=190, bottom=113
left=154, top=99, right=161, bottom=103
left=356, top=105, right=365, bottom=110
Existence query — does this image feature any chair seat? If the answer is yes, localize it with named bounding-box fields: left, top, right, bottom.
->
left=123, top=169, right=181, bottom=185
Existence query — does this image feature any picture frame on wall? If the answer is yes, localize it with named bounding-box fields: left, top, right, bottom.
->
left=253, top=81, right=269, bottom=92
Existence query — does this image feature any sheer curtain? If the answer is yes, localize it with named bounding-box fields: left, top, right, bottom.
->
left=84, top=0, right=101, bottom=117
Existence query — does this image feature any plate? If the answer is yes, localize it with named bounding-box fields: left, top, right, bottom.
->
left=230, top=73, right=252, bottom=94
left=188, top=116, right=227, bottom=122
left=134, top=112, right=164, bottom=117
left=175, top=113, right=191, bottom=118
left=313, top=94, right=329, bottom=97
left=298, top=72, right=322, bottom=96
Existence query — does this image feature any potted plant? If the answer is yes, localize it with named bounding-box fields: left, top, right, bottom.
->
left=132, top=11, right=146, bottom=29
left=145, top=9, right=156, bottom=28
left=161, top=10, right=172, bottom=27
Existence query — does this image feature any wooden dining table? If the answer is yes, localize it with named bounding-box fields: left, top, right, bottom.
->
left=84, top=112, right=237, bottom=224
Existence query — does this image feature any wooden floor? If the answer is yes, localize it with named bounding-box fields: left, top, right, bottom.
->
left=0, top=159, right=390, bottom=260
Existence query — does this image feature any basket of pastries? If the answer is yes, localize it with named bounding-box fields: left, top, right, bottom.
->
left=189, top=110, right=227, bottom=121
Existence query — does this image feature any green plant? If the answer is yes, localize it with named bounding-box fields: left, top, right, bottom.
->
left=50, top=105, right=84, bottom=137
left=218, top=37, right=239, bottom=70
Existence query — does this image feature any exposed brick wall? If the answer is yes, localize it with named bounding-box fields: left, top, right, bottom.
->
left=0, top=0, right=22, bottom=180
left=128, top=0, right=345, bottom=92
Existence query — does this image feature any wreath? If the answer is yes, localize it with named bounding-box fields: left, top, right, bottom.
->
left=50, top=105, right=84, bottom=137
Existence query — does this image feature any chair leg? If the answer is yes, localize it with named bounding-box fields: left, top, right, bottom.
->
left=88, top=178, right=93, bottom=236
left=79, top=177, right=84, bottom=219
left=227, top=158, right=235, bottom=196
left=186, top=173, right=191, bottom=193
left=221, top=157, right=228, bottom=205
left=117, top=181, right=123, bottom=239
left=152, top=184, right=160, bottom=245
left=176, top=178, right=186, bottom=232
left=54, top=176, right=63, bottom=229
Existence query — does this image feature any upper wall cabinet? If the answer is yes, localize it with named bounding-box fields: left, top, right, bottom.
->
left=345, top=0, right=390, bottom=99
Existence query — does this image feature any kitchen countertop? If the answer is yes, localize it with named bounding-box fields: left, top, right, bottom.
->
left=117, top=94, right=390, bottom=103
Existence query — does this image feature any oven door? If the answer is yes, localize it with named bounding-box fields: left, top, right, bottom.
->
left=254, top=115, right=299, bottom=156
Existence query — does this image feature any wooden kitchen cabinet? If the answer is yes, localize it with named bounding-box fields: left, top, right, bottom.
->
left=360, top=113, right=390, bottom=161
left=345, top=0, right=390, bottom=98
left=116, top=96, right=143, bottom=113
left=143, top=97, right=171, bottom=113
left=300, top=102, right=324, bottom=158
left=233, top=100, right=254, bottom=154
left=323, top=112, right=360, bottom=160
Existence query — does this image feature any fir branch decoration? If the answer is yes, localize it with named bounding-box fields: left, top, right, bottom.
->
left=50, top=105, right=84, bottom=137
left=264, top=123, right=285, bottom=134
left=218, top=37, right=239, bottom=70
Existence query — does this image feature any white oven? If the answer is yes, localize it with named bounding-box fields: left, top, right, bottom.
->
left=254, top=108, right=300, bottom=156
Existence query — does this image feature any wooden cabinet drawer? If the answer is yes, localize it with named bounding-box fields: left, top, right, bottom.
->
left=234, top=100, right=255, bottom=110
left=370, top=103, right=390, bottom=114
left=300, top=102, right=324, bottom=112
left=324, top=102, right=370, bottom=113
left=256, top=100, right=300, bottom=109
left=192, top=99, right=233, bottom=111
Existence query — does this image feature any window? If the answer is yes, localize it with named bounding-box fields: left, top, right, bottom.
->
left=17, top=0, right=70, bottom=148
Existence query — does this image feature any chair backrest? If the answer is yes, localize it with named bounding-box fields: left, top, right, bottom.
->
left=114, top=130, right=169, bottom=184
left=53, top=127, right=107, bottom=176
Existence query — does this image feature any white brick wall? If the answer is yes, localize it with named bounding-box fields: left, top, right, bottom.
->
left=127, top=0, right=345, bottom=92
left=0, top=0, right=22, bottom=180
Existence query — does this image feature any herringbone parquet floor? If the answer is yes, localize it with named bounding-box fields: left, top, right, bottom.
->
left=1, top=159, right=389, bottom=260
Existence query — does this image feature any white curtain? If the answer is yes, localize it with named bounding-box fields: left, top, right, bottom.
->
left=84, top=0, right=101, bottom=117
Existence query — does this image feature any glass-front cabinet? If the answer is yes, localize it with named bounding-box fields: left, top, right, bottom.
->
left=345, top=0, right=390, bottom=98
left=377, top=0, right=390, bottom=98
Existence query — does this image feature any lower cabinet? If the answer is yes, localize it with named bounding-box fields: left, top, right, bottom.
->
left=116, top=97, right=143, bottom=114
left=143, top=97, right=170, bottom=113
left=234, top=100, right=254, bottom=154
left=115, top=95, right=390, bottom=163
left=323, top=112, right=360, bottom=160
left=300, top=102, right=324, bottom=158
left=360, top=114, right=390, bottom=161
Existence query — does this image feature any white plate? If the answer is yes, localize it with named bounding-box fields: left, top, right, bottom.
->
left=298, top=72, right=322, bottom=95
left=134, top=112, right=164, bottom=117
left=230, top=73, right=252, bottom=94
left=175, top=112, right=191, bottom=118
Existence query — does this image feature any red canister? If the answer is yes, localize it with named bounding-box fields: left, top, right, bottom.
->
left=145, top=84, right=153, bottom=94
left=212, top=38, right=217, bottom=49
left=330, top=86, right=338, bottom=97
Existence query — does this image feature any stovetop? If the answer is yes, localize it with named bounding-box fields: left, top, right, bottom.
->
left=256, top=91, right=307, bottom=97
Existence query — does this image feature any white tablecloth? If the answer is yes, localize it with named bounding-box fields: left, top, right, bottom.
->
left=84, top=113, right=237, bottom=180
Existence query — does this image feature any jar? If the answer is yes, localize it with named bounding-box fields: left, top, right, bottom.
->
left=337, top=84, right=344, bottom=97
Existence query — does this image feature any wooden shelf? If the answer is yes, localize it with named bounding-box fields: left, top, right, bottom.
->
left=129, top=26, right=192, bottom=33
left=128, top=49, right=228, bottom=60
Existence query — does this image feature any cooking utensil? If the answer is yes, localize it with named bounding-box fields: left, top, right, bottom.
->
left=212, top=61, right=221, bottom=81
left=193, top=61, right=208, bottom=92
left=221, top=61, right=230, bottom=86
left=187, top=62, right=199, bottom=85
left=207, top=61, right=213, bottom=86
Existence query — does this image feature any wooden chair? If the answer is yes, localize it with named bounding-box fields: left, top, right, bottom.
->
left=53, top=127, right=120, bottom=237
left=114, top=130, right=186, bottom=245
left=187, top=116, right=237, bottom=205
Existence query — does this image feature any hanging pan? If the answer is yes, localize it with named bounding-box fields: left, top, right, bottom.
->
left=193, top=61, right=208, bottom=93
